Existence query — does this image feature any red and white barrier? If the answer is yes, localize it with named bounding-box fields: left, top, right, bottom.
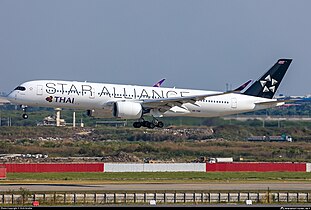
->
left=1, top=162, right=309, bottom=173
left=206, top=162, right=306, bottom=172
left=0, top=167, right=6, bottom=179
left=0, top=163, right=104, bottom=173
left=104, top=163, right=206, bottom=172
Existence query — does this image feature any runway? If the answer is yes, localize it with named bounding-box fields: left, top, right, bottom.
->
left=1, top=182, right=311, bottom=192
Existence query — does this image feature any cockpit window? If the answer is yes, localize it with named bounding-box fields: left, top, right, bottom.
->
left=14, top=86, right=26, bottom=91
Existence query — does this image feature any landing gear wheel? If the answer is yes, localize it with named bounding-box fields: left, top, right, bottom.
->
left=144, top=121, right=151, bottom=128
left=148, top=122, right=155, bottom=129
left=133, top=122, right=141, bottom=128
left=21, top=105, right=28, bottom=119
left=152, top=117, right=164, bottom=128
left=133, top=118, right=164, bottom=129
left=157, top=121, right=164, bottom=128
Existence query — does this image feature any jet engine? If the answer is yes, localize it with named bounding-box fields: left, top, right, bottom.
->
left=113, top=101, right=143, bottom=119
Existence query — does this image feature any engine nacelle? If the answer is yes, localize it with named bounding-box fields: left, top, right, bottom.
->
left=113, top=101, right=143, bottom=119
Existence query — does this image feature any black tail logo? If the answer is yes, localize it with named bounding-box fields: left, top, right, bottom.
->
left=243, top=59, right=292, bottom=99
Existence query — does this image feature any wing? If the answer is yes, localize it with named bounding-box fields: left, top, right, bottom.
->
left=141, top=91, right=235, bottom=111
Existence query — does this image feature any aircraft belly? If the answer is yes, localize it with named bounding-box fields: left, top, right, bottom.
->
left=161, top=101, right=256, bottom=118
left=162, top=104, right=225, bottom=118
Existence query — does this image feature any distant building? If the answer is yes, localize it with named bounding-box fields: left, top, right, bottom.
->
left=37, top=115, right=66, bottom=126
left=0, top=98, right=10, bottom=106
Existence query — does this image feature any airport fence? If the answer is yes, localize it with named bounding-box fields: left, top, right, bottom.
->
left=1, top=190, right=311, bottom=206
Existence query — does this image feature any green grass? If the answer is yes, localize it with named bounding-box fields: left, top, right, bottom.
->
left=4, top=172, right=311, bottom=183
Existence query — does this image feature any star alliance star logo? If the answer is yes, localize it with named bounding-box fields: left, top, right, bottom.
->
left=260, top=75, right=278, bottom=93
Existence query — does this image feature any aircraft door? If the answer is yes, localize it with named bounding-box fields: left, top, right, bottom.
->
left=37, top=85, right=43, bottom=95
left=231, top=98, right=237, bottom=108
left=89, top=88, right=95, bottom=99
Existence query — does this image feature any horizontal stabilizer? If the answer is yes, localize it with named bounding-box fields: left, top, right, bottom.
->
left=254, top=99, right=298, bottom=106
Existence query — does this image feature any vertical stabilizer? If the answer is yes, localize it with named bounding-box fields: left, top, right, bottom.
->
left=243, top=59, right=292, bottom=99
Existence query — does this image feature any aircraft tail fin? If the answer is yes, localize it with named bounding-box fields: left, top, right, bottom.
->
left=243, top=59, right=292, bottom=99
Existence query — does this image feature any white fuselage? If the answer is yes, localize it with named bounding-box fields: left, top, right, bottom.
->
left=7, top=80, right=282, bottom=119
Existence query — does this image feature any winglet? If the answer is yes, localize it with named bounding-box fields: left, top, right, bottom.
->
left=233, top=79, right=252, bottom=92
left=153, top=78, right=166, bottom=87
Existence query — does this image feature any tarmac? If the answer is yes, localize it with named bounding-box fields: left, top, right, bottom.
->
left=1, top=182, right=311, bottom=192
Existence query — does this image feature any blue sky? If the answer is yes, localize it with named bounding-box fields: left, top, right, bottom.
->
left=1, top=0, right=310, bottom=96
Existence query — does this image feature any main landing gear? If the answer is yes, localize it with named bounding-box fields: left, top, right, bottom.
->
left=21, top=105, right=28, bottom=119
left=133, top=118, right=164, bottom=129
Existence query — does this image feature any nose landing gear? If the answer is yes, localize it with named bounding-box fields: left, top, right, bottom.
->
left=21, top=105, right=28, bottom=119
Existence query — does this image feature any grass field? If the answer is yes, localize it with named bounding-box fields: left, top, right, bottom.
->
left=3, top=172, right=311, bottom=184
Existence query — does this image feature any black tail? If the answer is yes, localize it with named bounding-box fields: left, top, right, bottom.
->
left=243, top=58, right=292, bottom=99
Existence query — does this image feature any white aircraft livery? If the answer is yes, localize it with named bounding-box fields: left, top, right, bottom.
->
left=7, top=59, right=292, bottom=128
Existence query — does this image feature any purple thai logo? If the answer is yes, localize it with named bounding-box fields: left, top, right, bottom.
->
left=46, top=96, right=53, bottom=102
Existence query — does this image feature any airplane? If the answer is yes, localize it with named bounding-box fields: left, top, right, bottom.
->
left=6, top=58, right=292, bottom=129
